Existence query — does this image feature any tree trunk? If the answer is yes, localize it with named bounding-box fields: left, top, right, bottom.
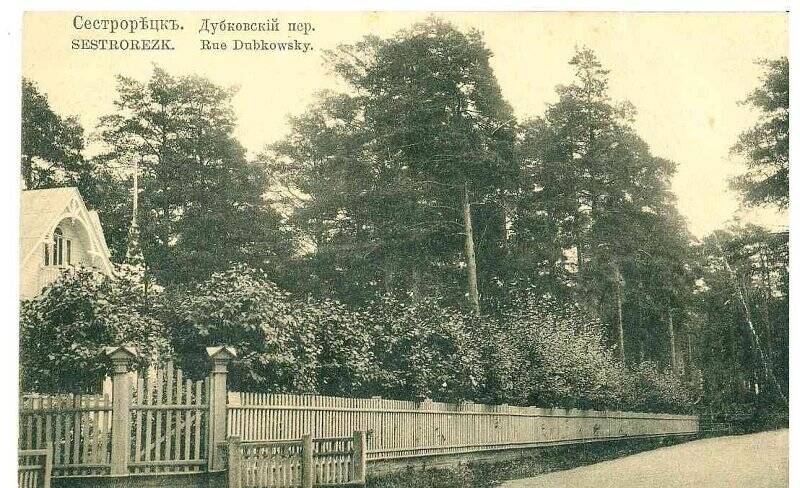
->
left=713, top=236, right=787, bottom=405
left=382, top=259, right=395, bottom=294
left=686, top=334, right=693, bottom=371
left=462, top=181, right=481, bottom=316
left=637, top=286, right=644, bottom=362
left=611, top=262, right=625, bottom=365
left=666, top=308, right=678, bottom=371
left=758, top=247, right=774, bottom=361
left=499, top=192, right=511, bottom=258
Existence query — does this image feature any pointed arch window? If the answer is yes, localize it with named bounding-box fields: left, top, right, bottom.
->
left=52, top=228, right=64, bottom=266
left=43, top=226, right=74, bottom=267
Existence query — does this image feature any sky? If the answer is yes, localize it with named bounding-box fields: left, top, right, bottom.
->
left=22, top=11, right=788, bottom=238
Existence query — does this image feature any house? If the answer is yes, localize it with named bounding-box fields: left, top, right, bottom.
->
left=20, top=187, right=114, bottom=299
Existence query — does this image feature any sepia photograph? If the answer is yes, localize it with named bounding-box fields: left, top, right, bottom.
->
left=12, top=7, right=790, bottom=488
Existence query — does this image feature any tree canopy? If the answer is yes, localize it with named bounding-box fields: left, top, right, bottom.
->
left=96, top=67, right=293, bottom=284
left=21, top=79, right=93, bottom=192
left=270, top=18, right=516, bottom=311
left=730, top=57, right=789, bottom=209
left=515, top=48, right=693, bottom=367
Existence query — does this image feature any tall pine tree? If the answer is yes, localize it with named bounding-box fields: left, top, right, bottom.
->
left=97, top=67, right=292, bottom=285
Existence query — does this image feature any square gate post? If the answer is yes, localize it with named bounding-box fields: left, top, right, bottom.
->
left=302, top=434, right=314, bottom=488
left=227, top=436, right=242, bottom=488
left=104, top=346, right=138, bottom=475
left=353, top=431, right=367, bottom=484
left=207, top=346, right=237, bottom=471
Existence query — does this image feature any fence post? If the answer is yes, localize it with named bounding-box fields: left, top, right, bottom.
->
left=206, top=346, right=237, bottom=471
left=227, top=436, right=242, bottom=488
left=353, top=430, right=367, bottom=484
left=104, top=346, right=137, bottom=475
left=302, top=433, right=314, bottom=488
left=43, top=442, right=53, bottom=488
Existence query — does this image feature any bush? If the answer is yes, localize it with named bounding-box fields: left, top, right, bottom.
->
left=24, top=262, right=700, bottom=414
left=364, top=293, right=483, bottom=402
left=623, top=361, right=702, bottom=413
left=294, top=296, right=376, bottom=396
left=499, top=292, right=626, bottom=409
left=20, top=267, right=170, bottom=393
left=160, top=268, right=697, bottom=412
left=162, top=264, right=376, bottom=394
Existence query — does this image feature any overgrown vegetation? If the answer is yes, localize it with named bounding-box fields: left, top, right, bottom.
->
left=21, top=265, right=700, bottom=412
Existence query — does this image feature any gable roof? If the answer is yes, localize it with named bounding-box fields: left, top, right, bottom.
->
left=20, top=188, right=78, bottom=260
left=20, top=187, right=114, bottom=275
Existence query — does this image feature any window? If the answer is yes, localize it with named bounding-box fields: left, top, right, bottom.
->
left=43, top=243, right=49, bottom=266
left=53, top=228, right=63, bottom=266
left=66, top=240, right=71, bottom=265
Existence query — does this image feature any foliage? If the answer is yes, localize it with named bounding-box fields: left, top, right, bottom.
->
left=158, top=265, right=696, bottom=411
left=516, top=48, right=693, bottom=368
left=482, top=289, right=699, bottom=412
left=730, top=57, right=789, bottom=209
left=163, top=264, right=318, bottom=392
left=19, top=32, right=786, bottom=422
left=269, top=18, right=516, bottom=310
left=95, top=66, right=293, bottom=284
left=692, top=224, right=788, bottom=411
left=20, top=268, right=170, bottom=393
left=294, top=296, right=376, bottom=396
left=21, top=79, right=93, bottom=192
left=622, top=361, right=701, bottom=413
left=364, top=293, right=483, bottom=402
left=162, top=264, right=374, bottom=394
left=498, top=292, right=625, bottom=409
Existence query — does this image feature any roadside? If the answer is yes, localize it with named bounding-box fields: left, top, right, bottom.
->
left=367, top=435, right=701, bottom=488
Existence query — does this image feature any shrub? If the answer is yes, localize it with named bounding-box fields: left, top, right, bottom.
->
left=162, top=264, right=376, bottom=394
left=20, top=267, right=170, bottom=393
left=295, top=296, right=376, bottom=396
left=364, top=293, right=483, bottom=402
left=163, top=264, right=317, bottom=391
left=500, top=292, right=626, bottom=409
left=623, top=361, right=702, bottom=413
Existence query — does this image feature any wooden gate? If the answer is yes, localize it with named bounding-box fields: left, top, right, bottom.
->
left=129, top=362, right=210, bottom=474
left=18, top=444, right=52, bottom=488
left=19, top=394, right=111, bottom=477
left=224, top=432, right=366, bottom=488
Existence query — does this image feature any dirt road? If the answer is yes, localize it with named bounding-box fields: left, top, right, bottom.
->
left=500, top=430, right=788, bottom=488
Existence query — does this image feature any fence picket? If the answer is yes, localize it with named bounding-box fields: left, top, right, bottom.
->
left=165, top=363, right=174, bottom=468
left=153, top=367, right=163, bottom=472
left=194, top=379, right=203, bottom=463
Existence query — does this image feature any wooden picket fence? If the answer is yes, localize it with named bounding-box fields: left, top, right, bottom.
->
left=129, top=362, right=209, bottom=474
left=19, top=394, right=111, bottom=477
left=18, top=444, right=52, bottom=488
left=20, top=363, right=211, bottom=478
left=223, top=432, right=367, bottom=488
left=19, top=347, right=698, bottom=488
left=227, top=392, right=699, bottom=461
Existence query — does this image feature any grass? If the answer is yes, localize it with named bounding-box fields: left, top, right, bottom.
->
left=366, top=435, right=700, bottom=488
